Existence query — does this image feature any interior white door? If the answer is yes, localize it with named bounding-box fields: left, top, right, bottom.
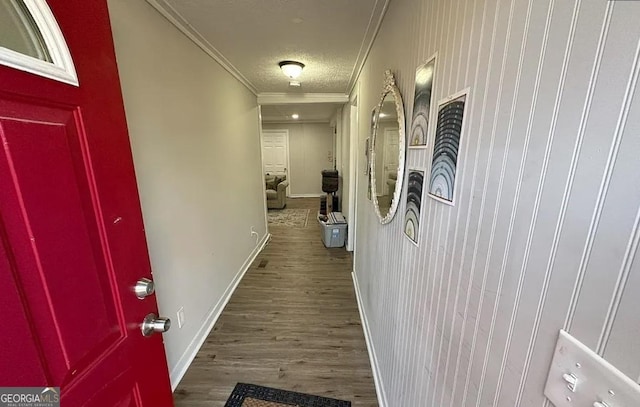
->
left=382, top=127, right=399, bottom=195
left=262, top=130, right=289, bottom=177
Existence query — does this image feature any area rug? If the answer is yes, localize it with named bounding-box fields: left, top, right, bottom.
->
left=224, top=383, right=351, bottom=407
left=267, top=208, right=310, bottom=228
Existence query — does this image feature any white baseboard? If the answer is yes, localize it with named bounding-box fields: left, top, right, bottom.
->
left=169, top=233, right=271, bottom=390
left=352, top=271, right=388, bottom=407
left=289, top=193, right=324, bottom=198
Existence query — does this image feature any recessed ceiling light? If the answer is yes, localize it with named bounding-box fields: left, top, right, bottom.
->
left=279, top=61, right=305, bottom=79
left=289, top=81, right=301, bottom=87
left=291, top=114, right=299, bottom=119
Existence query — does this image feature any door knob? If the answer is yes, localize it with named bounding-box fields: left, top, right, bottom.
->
left=141, top=313, right=171, bottom=336
left=134, top=278, right=155, bottom=299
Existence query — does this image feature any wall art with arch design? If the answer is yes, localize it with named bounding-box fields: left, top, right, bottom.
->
left=428, top=88, right=470, bottom=205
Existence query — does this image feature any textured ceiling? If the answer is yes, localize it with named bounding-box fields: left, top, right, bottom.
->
left=158, top=0, right=385, bottom=94
left=261, top=103, right=342, bottom=123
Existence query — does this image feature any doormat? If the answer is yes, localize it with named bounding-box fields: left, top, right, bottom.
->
left=267, top=208, right=310, bottom=228
left=224, top=383, right=351, bottom=407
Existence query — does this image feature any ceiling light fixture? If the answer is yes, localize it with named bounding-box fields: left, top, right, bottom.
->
left=291, top=114, right=299, bottom=119
left=279, top=61, right=305, bottom=79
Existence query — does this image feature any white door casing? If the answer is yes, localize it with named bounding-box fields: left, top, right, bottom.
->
left=262, top=129, right=291, bottom=194
left=347, top=98, right=358, bottom=253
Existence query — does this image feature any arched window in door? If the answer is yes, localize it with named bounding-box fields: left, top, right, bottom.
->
left=0, top=0, right=78, bottom=85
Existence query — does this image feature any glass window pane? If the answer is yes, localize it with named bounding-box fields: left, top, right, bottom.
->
left=0, top=0, right=52, bottom=62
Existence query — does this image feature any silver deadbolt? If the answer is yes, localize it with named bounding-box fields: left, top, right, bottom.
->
left=134, top=278, right=155, bottom=299
left=141, top=313, right=171, bottom=336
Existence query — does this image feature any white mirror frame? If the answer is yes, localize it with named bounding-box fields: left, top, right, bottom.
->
left=370, top=70, right=406, bottom=224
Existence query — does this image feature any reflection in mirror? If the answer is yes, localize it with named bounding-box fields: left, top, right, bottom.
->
left=370, top=71, right=405, bottom=224
left=374, top=93, right=398, bottom=215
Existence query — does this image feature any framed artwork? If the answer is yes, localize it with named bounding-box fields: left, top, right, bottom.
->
left=428, top=88, right=469, bottom=205
left=404, top=168, right=425, bottom=246
left=409, top=54, right=437, bottom=148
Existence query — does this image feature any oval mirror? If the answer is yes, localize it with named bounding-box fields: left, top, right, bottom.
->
left=370, top=70, right=406, bottom=224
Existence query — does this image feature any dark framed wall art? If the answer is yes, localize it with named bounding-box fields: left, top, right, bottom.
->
left=428, top=88, right=469, bottom=205
left=404, top=168, right=425, bottom=245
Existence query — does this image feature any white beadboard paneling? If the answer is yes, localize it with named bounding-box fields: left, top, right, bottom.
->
left=352, top=0, right=640, bottom=406
left=499, top=0, right=610, bottom=405
left=439, top=2, right=487, bottom=406
left=598, top=57, right=640, bottom=380
left=603, top=225, right=640, bottom=382
left=566, top=5, right=640, bottom=350
left=460, top=1, right=527, bottom=405
left=490, top=0, right=581, bottom=403
left=469, top=0, right=538, bottom=403
left=451, top=1, right=504, bottom=406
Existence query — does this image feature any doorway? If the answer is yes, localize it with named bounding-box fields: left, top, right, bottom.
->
left=262, top=129, right=291, bottom=194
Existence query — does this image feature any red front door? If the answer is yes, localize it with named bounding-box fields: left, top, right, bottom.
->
left=0, top=1, right=174, bottom=406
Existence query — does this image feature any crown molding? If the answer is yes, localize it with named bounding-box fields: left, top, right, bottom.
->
left=347, top=0, right=391, bottom=95
left=145, top=0, right=258, bottom=95
left=262, top=119, right=331, bottom=124
left=349, top=82, right=360, bottom=105
left=257, top=93, right=349, bottom=105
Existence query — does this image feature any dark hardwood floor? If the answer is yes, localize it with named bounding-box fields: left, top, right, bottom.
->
left=173, top=198, right=378, bottom=407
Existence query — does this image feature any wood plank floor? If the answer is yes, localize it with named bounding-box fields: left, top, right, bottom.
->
left=173, top=198, right=378, bottom=407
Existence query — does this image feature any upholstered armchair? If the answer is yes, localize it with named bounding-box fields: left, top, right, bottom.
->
left=265, top=175, right=289, bottom=209
left=386, top=172, right=397, bottom=198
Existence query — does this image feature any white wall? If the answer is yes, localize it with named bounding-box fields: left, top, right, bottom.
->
left=108, top=0, right=267, bottom=388
left=353, top=0, right=640, bottom=406
left=262, top=122, right=334, bottom=196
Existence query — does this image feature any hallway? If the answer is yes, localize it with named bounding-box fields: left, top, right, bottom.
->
left=173, top=198, right=378, bottom=407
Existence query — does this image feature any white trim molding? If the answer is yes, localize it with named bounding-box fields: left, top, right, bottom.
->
left=352, top=271, right=388, bottom=407
left=261, top=119, right=331, bottom=125
left=0, top=0, right=78, bottom=86
left=145, top=0, right=258, bottom=95
left=289, top=193, right=324, bottom=198
left=346, top=93, right=359, bottom=252
left=261, top=129, right=292, bottom=195
left=257, top=93, right=349, bottom=105
left=347, top=0, right=391, bottom=94
left=169, top=232, right=271, bottom=389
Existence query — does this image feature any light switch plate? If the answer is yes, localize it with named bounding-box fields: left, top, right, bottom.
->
left=544, top=330, right=640, bottom=407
